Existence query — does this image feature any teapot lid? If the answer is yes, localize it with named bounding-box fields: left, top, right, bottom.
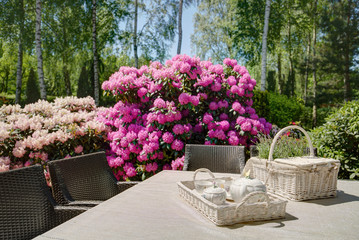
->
left=233, top=177, right=264, bottom=186
left=203, top=186, right=225, bottom=194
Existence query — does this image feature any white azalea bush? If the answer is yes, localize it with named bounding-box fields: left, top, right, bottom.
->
left=0, top=97, right=109, bottom=176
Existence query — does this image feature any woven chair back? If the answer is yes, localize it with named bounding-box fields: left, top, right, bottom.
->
left=48, top=151, right=119, bottom=204
left=0, top=165, right=57, bottom=240
left=183, top=144, right=245, bottom=173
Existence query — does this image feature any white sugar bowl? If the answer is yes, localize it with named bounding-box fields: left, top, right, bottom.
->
left=230, top=177, right=266, bottom=203
left=203, top=187, right=227, bottom=205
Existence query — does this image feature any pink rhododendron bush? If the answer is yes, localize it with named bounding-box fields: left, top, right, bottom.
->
left=0, top=96, right=109, bottom=174
left=99, top=55, right=272, bottom=181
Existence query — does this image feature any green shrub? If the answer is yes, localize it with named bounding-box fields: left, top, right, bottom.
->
left=257, top=134, right=309, bottom=159
left=312, top=100, right=359, bottom=179
left=252, top=90, right=310, bottom=128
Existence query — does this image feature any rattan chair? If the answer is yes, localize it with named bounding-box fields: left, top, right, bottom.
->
left=183, top=144, right=246, bottom=173
left=48, top=151, right=138, bottom=206
left=0, top=165, right=88, bottom=240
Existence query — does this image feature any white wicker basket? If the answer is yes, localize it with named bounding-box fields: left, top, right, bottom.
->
left=177, top=169, right=287, bottom=226
left=244, top=125, right=340, bottom=201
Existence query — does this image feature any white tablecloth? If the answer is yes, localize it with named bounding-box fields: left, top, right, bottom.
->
left=33, top=170, right=359, bottom=240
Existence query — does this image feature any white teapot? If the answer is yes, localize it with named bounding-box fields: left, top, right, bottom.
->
left=229, top=176, right=266, bottom=203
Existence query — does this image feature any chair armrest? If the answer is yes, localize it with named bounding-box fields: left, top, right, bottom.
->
left=117, top=181, right=139, bottom=192
left=54, top=205, right=90, bottom=225
left=66, top=200, right=103, bottom=207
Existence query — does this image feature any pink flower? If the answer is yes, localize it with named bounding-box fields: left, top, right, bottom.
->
left=231, top=85, right=240, bottom=95
left=173, top=124, right=184, bottom=135
left=24, top=160, right=32, bottom=167
left=163, top=132, right=174, bottom=143
left=208, top=122, right=217, bottom=130
left=114, top=157, right=124, bottom=167
left=126, top=131, right=137, bottom=142
left=138, top=129, right=148, bottom=141
left=180, top=63, right=191, bottom=73
left=163, top=164, right=172, bottom=170
left=227, top=76, right=237, bottom=86
left=232, top=102, right=242, bottom=112
left=194, top=124, right=202, bottom=133
left=211, top=82, right=222, bottom=92
left=241, top=121, right=252, bottom=132
left=171, top=139, right=184, bottom=151
left=183, top=124, right=192, bottom=133
left=154, top=98, right=166, bottom=108
left=250, top=114, right=259, bottom=120
left=218, top=100, right=228, bottom=108
left=137, top=87, right=148, bottom=98
left=12, top=147, right=26, bottom=158
left=157, top=114, right=167, bottom=124
left=218, top=121, right=230, bottom=131
left=214, top=129, right=226, bottom=140
left=246, top=107, right=256, bottom=115
left=190, top=95, right=200, bottom=106
left=209, top=64, right=223, bottom=75
left=209, top=101, right=218, bottom=111
left=220, top=113, right=228, bottom=120
left=228, top=136, right=239, bottom=145
left=171, top=156, right=184, bottom=170
left=178, top=93, right=190, bottom=105
left=203, top=113, right=213, bottom=124
left=124, top=163, right=137, bottom=177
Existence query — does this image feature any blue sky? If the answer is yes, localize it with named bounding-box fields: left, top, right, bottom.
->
left=169, top=7, right=196, bottom=58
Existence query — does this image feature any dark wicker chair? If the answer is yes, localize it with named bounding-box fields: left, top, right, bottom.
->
left=0, top=165, right=89, bottom=240
left=183, top=144, right=246, bottom=173
left=48, top=151, right=138, bottom=207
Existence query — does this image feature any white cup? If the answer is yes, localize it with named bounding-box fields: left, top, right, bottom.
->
left=194, top=180, right=213, bottom=194
left=214, top=179, right=226, bottom=189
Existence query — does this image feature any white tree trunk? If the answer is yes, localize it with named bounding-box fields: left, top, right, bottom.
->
left=36, top=0, right=46, bottom=100
left=260, top=0, right=271, bottom=91
left=177, top=0, right=183, bottom=54
left=92, top=0, right=99, bottom=106
left=15, top=0, right=24, bottom=104
left=134, top=0, right=138, bottom=68
left=312, top=0, right=318, bottom=127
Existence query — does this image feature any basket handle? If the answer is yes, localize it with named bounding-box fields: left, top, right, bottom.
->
left=193, top=168, right=215, bottom=182
left=268, top=125, right=315, bottom=162
left=235, top=191, right=270, bottom=212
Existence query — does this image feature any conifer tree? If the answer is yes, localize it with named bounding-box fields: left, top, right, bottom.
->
left=26, top=68, right=40, bottom=104
left=77, top=66, right=91, bottom=98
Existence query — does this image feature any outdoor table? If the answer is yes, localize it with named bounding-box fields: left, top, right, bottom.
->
left=33, top=170, right=359, bottom=240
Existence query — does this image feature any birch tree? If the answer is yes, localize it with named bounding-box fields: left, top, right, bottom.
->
left=312, top=0, right=318, bottom=127
left=177, top=0, right=183, bottom=54
left=35, top=0, right=46, bottom=100
left=92, top=0, right=99, bottom=105
left=260, top=0, right=271, bottom=91
left=134, top=0, right=138, bottom=68
left=15, top=0, right=25, bottom=104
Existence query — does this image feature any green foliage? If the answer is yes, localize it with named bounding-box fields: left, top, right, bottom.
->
left=252, top=90, right=310, bottom=128
left=25, top=68, right=40, bottom=104
left=312, top=100, right=359, bottom=180
left=257, top=134, right=309, bottom=159
left=252, top=90, right=269, bottom=120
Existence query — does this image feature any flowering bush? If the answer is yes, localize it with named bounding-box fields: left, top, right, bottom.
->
left=0, top=96, right=109, bottom=177
left=100, top=55, right=272, bottom=181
